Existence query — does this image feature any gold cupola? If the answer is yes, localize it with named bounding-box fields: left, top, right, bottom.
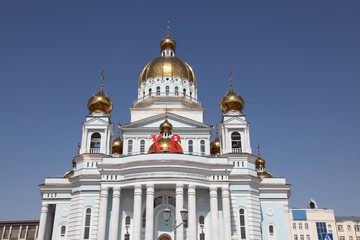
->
left=63, top=156, right=77, bottom=179
left=112, top=120, right=123, bottom=154
left=220, top=69, right=245, bottom=113
left=87, top=70, right=113, bottom=114
left=148, top=115, right=183, bottom=153
left=210, top=121, right=221, bottom=155
left=255, top=144, right=274, bottom=178
left=138, top=23, right=197, bottom=87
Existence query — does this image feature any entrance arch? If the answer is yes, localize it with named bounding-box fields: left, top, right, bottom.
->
left=158, top=233, right=172, bottom=240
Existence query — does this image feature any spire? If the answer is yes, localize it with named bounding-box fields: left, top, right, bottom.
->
left=100, top=70, right=104, bottom=92
left=229, top=68, right=233, bottom=92
left=166, top=20, right=170, bottom=38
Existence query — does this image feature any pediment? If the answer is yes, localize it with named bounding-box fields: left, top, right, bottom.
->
left=223, top=116, right=248, bottom=125
left=122, top=112, right=211, bottom=130
left=84, top=117, right=109, bottom=126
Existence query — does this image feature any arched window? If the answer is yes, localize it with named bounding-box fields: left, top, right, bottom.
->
left=84, top=208, right=91, bottom=239
left=199, top=215, right=205, bottom=225
left=128, top=140, right=133, bottom=154
left=188, top=140, right=193, bottom=154
left=125, top=216, right=131, bottom=226
left=239, top=208, right=246, bottom=239
left=175, top=86, right=179, bottom=96
left=61, top=226, right=66, bottom=237
left=199, top=215, right=205, bottom=240
left=165, top=86, right=170, bottom=95
left=269, top=225, right=274, bottom=235
left=328, top=224, right=332, bottom=229
left=200, top=140, right=205, bottom=154
left=183, top=88, right=186, bottom=96
left=348, top=225, right=351, bottom=231
left=140, top=140, right=145, bottom=153
left=90, top=133, right=101, bottom=153
left=231, top=132, right=242, bottom=153
left=149, top=88, right=152, bottom=96
left=156, top=86, right=160, bottom=96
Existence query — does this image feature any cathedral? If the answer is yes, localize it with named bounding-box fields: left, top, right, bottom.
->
left=38, top=28, right=291, bottom=240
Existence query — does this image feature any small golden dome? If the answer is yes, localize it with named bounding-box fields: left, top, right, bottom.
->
left=257, top=171, right=274, bottom=178
left=210, top=122, right=221, bottom=155
left=160, top=118, right=173, bottom=134
left=148, top=137, right=183, bottom=153
left=160, top=37, right=176, bottom=52
left=88, top=70, right=113, bottom=114
left=219, top=70, right=244, bottom=113
left=63, top=170, right=74, bottom=179
left=255, top=157, right=265, bottom=168
left=72, top=158, right=76, bottom=168
left=112, top=136, right=123, bottom=154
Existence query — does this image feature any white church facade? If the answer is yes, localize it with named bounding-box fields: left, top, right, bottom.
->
left=38, top=29, right=292, bottom=240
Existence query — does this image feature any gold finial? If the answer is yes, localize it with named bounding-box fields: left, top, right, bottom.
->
left=166, top=20, right=170, bottom=38
left=229, top=68, right=233, bottom=92
left=100, top=70, right=104, bottom=90
left=77, top=142, right=80, bottom=155
left=258, top=144, right=261, bottom=157
left=117, top=120, right=120, bottom=136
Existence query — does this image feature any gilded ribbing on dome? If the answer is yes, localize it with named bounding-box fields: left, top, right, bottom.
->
left=88, top=70, right=113, bottom=114
left=219, top=69, right=244, bottom=113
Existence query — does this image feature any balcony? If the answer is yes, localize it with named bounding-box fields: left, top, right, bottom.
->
left=133, top=92, right=201, bottom=105
left=232, top=148, right=242, bottom=153
left=90, top=148, right=100, bottom=154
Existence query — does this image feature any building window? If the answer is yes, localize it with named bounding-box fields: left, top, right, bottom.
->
left=84, top=208, right=91, bottom=239
left=306, top=235, right=310, bottom=240
left=239, top=208, right=246, bottom=239
left=269, top=225, right=274, bottom=235
left=349, top=237, right=353, bottom=240
left=154, top=196, right=163, bottom=207
left=165, top=86, right=170, bottom=95
left=142, top=210, right=146, bottom=228
left=305, top=223, right=309, bottom=229
left=125, top=216, right=131, bottom=226
left=20, top=226, right=26, bottom=238
left=294, top=235, right=298, bottom=240
left=348, top=225, right=351, bottom=231
left=26, top=227, right=36, bottom=240
left=316, top=222, right=327, bottom=240
left=128, top=140, right=133, bottom=154
left=293, top=223, right=297, bottom=229
left=355, top=225, right=360, bottom=231
left=231, top=132, right=241, bottom=153
left=10, top=227, right=20, bottom=240
left=328, top=224, right=331, bottom=229
left=3, top=227, right=10, bottom=239
left=338, top=225, right=344, bottom=231
left=168, top=196, right=176, bottom=207
left=190, top=91, right=192, bottom=98
left=61, top=226, right=66, bottom=237
left=175, top=86, right=179, bottom=96
left=200, top=233, right=205, bottom=240
left=140, top=140, right=145, bottom=153
left=300, top=235, right=304, bottom=240
left=90, top=132, right=101, bottom=153
left=299, top=223, right=303, bottom=230
left=339, top=237, right=345, bottom=240
left=188, top=140, right=193, bottom=154
left=156, top=86, right=160, bottom=95
left=124, top=234, right=130, bottom=240
left=149, top=88, right=152, bottom=96
left=183, top=88, right=186, bottom=96
left=200, top=140, right=205, bottom=154
left=356, top=237, right=360, bottom=240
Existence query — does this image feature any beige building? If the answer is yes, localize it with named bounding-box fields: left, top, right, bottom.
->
left=335, top=217, right=360, bottom=240
left=0, top=220, right=39, bottom=240
left=289, top=208, right=338, bottom=240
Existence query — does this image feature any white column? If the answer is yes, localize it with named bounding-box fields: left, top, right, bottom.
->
left=145, top=184, right=155, bottom=240
left=210, top=186, right=219, bottom=240
left=176, top=184, right=184, bottom=240
left=133, top=184, right=143, bottom=240
left=188, top=184, right=197, bottom=240
left=37, top=203, right=49, bottom=240
left=109, top=187, right=121, bottom=240
left=98, top=186, right=109, bottom=240
left=222, top=186, right=231, bottom=240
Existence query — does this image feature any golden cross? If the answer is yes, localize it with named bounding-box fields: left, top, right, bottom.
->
left=229, top=68, right=232, bottom=87
left=100, top=70, right=104, bottom=89
left=167, top=20, right=170, bottom=38
left=257, top=144, right=261, bottom=157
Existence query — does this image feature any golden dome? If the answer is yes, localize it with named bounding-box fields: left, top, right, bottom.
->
left=219, top=70, right=244, bottom=113
left=210, top=122, right=221, bottom=155
left=63, top=170, right=74, bottom=179
left=257, top=171, right=274, bottom=178
left=255, top=157, right=265, bottom=168
left=88, top=70, right=113, bottom=114
left=160, top=37, right=176, bottom=52
left=139, top=56, right=196, bottom=87
left=112, top=135, right=123, bottom=154
left=160, top=117, right=173, bottom=134
left=148, top=137, right=183, bottom=154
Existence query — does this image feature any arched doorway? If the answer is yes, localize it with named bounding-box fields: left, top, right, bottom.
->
left=158, top=233, right=172, bottom=240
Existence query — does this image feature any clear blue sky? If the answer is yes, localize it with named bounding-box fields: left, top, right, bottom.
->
left=0, top=0, right=359, bottom=220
